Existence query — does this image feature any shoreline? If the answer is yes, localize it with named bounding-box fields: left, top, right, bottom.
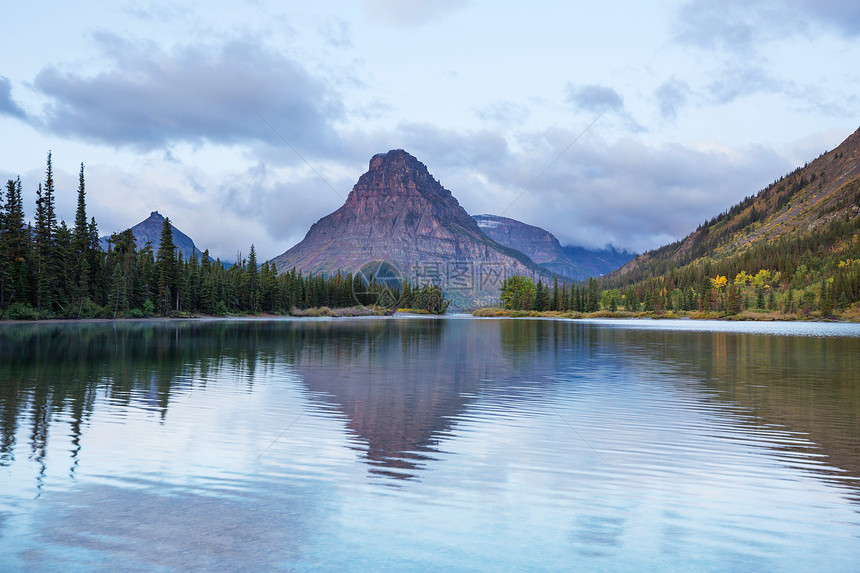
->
left=0, top=308, right=446, bottom=326
left=1, top=308, right=859, bottom=325
left=470, top=307, right=860, bottom=323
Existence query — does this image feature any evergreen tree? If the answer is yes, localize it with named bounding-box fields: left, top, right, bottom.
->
left=247, top=244, right=259, bottom=312
left=73, top=163, right=88, bottom=251
left=820, top=278, right=834, bottom=316
left=71, top=163, right=90, bottom=307
left=33, top=183, right=51, bottom=310
left=0, top=178, right=27, bottom=307
left=533, top=279, right=547, bottom=311
left=156, top=217, right=176, bottom=314
left=585, top=277, right=600, bottom=312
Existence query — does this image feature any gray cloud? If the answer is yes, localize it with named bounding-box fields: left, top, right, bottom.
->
left=362, top=0, right=468, bottom=27
left=31, top=35, right=343, bottom=153
left=512, top=137, right=791, bottom=252
left=215, top=162, right=350, bottom=259
left=565, top=83, right=644, bottom=134
left=360, top=125, right=794, bottom=253
left=676, top=0, right=860, bottom=53
left=706, top=66, right=784, bottom=104
left=675, top=1, right=760, bottom=53
left=0, top=77, right=27, bottom=120
left=654, top=77, right=691, bottom=120
left=797, top=0, right=860, bottom=36
left=565, top=83, right=625, bottom=113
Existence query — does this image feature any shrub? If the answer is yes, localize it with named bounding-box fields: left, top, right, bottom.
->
left=3, top=302, right=39, bottom=320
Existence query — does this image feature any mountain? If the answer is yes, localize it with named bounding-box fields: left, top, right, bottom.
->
left=270, top=150, right=550, bottom=305
left=560, top=245, right=636, bottom=278
left=101, top=211, right=201, bottom=260
left=605, top=126, right=860, bottom=296
left=473, top=214, right=634, bottom=280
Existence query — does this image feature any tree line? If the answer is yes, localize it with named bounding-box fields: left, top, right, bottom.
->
left=499, top=275, right=602, bottom=312
left=494, top=171, right=860, bottom=317
left=499, top=202, right=860, bottom=318
left=0, top=153, right=447, bottom=319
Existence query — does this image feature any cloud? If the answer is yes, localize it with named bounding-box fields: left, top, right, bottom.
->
left=674, top=0, right=760, bottom=53
left=675, top=0, right=860, bottom=53
left=321, top=17, right=352, bottom=48
left=31, top=35, right=343, bottom=153
left=362, top=0, right=468, bottom=27
left=214, top=162, right=350, bottom=260
left=565, top=84, right=624, bottom=114
left=706, top=66, right=785, bottom=104
left=504, top=137, right=792, bottom=252
left=797, top=0, right=860, bottom=37
left=654, top=77, right=691, bottom=120
left=0, top=77, right=27, bottom=120
left=359, top=124, right=794, bottom=253
left=565, top=83, right=644, bottom=133
left=475, top=100, right=530, bottom=126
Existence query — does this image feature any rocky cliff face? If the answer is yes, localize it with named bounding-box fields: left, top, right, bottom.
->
left=270, top=150, right=548, bottom=306
left=101, top=211, right=201, bottom=260
left=474, top=214, right=634, bottom=280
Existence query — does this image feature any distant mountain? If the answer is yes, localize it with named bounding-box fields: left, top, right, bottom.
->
left=608, top=126, right=860, bottom=287
left=473, top=214, right=634, bottom=280
left=270, top=150, right=551, bottom=306
left=560, top=245, right=636, bottom=278
left=101, top=211, right=201, bottom=260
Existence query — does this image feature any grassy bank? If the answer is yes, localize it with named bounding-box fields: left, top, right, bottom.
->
left=472, top=306, right=860, bottom=322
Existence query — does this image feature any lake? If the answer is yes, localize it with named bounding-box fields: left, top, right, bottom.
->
left=1, top=317, right=859, bottom=571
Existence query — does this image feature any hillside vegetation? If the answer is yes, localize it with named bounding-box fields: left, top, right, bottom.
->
left=598, top=127, right=860, bottom=318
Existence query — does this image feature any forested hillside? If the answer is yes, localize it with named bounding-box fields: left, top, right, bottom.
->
left=598, top=127, right=860, bottom=317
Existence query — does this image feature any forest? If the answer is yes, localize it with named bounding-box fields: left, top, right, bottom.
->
left=0, top=153, right=447, bottom=320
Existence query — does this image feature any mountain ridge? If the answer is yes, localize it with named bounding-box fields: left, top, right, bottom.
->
left=473, top=214, right=634, bottom=280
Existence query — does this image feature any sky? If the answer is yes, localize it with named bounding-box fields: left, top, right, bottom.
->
left=1, top=0, right=858, bottom=262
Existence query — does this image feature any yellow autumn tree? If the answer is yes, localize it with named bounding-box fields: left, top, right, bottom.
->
left=752, top=269, right=771, bottom=289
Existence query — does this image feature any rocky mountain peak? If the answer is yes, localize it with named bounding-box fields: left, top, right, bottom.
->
left=100, top=211, right=201, bottom=260
left=347, top=149, right=456, bottom=206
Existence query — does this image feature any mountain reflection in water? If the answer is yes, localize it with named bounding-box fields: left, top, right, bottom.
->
left=1, top=318, right=859, bottom=571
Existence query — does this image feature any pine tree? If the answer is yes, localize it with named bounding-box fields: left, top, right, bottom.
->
left=820, top=278, right=834, bottom=316
left=247, top=244, right=259, bottom=312
left=586, top=277, right=600, bottom=312
left=33, top=183, right=51, bottom=310
left=533, top=279, right=546, bottom=311
left=0, top=178, right=27, bottom=307
left=71, top=163, right=90, bottom=308
left=156, top=217, right=176, bottom=315
left=31, top=152, right=59, bottom=312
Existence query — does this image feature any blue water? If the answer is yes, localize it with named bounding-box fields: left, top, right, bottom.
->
left=1, top=318, right=859, bottom=571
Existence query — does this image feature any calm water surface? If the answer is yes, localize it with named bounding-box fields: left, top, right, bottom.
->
left=1, top=317, right=859, bottom=571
